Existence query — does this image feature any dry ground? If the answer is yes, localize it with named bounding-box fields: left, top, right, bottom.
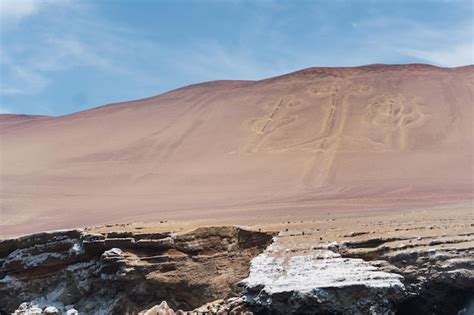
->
left=86, top=202, right=474, bottom=248
left=1, top=65, right=472, bottom=236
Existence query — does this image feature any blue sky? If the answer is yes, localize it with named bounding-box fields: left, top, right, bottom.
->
left=0, top=0, right=472, bottom=115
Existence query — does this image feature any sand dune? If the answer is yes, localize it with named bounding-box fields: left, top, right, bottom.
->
left=1, top=64, right=473, bottom=236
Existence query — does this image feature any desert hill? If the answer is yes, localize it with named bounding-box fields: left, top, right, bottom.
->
left=1, top=64, right=473, bottom=236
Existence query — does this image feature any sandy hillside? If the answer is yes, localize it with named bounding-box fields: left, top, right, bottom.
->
left=0, top=64, right=473, bottom=236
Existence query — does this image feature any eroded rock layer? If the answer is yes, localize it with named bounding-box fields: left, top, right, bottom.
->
left=2, top=211, right=473, bottom=315
left=240, top=213, right=474, bottom=315
left=0, top=227, right=273, bottom=314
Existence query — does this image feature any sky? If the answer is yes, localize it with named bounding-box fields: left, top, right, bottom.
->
left=0, top=0, right=472, bottom=116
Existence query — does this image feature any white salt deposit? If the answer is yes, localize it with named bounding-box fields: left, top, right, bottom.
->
left=242, top=241, right=404, bottom=294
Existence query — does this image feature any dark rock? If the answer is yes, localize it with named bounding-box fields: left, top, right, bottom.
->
left=135, top=238, right=174, bottom=250
left=104, top=237, right=135, bottom=249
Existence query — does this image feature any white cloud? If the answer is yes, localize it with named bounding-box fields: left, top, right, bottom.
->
left=30, top=36, right=112, bottom=72
left=0, top=2, right=215, bottom=99
left=0, top=37, right=110, bottom=96
left=399, top=43, right=473, bottom=67
left=0, top=49, right=49, bottom=95
left=1, top=1, right=472, bottom=115
left=0, top=0, right=38, bottom=22
left=0, top=0, right=73, bottom=24
left=350, top=13, right=473, bottom=67
left=173, top=41, right=270, bottom=80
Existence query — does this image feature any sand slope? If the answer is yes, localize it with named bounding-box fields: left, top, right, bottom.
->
left=1, top=64, right=473, bottom=236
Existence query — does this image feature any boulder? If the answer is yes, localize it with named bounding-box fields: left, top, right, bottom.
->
left=43, top=306, right=59, bottom=314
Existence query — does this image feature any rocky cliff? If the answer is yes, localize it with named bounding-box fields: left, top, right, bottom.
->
left=239, top=208, right=474, bottom=315
left=0, top=227, right=273, bottom=314
left=2, top=215, right=473, bottom=314
left=241, top=234, right=473, bottom=314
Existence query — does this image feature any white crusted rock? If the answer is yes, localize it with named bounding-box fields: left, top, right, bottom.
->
left=43, top=306, right=59, bottom=314
left=241, top=239, right=405, bottom=314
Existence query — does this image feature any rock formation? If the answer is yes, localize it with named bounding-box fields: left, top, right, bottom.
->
left=139, top=298, right=252, bottom=315
left=2, top=217, right=473, bottom=314
left=240, top=220, right=474, bottom=315
left=0, top=227, right=273, bottom=314
left=339, top=236, right=474, bottom=314
left=241, top=240, right=406, bottom=314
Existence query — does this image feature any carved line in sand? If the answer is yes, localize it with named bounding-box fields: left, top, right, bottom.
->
left=268, top=84, right=372, bottom=153
left=240, top=84, right=426, bottom=189
left=240, top=83, right=351, bottom=189
left=132, top=96, right=215, bottom=182
left=302, top=86, right=348, bottom=189
left=302, top=92, right=425, bottom=189
left=242, top=85, right=345, bottom=154
left=242, top=96, right=298, bottom=153
left=364, top=94, right=424, bottom=151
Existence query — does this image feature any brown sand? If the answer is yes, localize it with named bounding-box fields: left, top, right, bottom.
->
left=1, top=64, right=473, bottom=237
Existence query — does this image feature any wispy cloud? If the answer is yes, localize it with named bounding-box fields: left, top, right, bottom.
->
left=33, top=36, right=112, bottom=72
left=0, top=0, right=73, bottom=25
left=0, top=4, right=141, bottom=97
left=0, top=50, right=49, bottom=95
left=350, top=13, right=473, bottom=67
left=0, top=2, right=280, bottom=101
left=0, top=1, right=472, bottom=115
left=0, top=0, right=38, bottom=22
left=170, top=40, right=283, bottom=81
left=399, top=43, right=473, bottom=67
